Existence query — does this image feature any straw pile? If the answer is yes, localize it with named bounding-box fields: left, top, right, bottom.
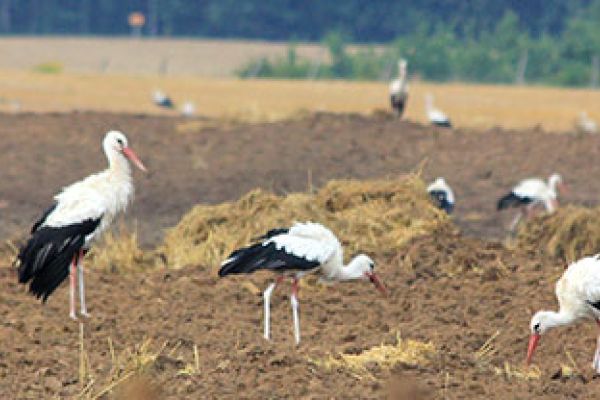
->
left=517, top=205, right=600, bottom=261
left=160, top=174, right=448, bottom=271
left=311, top=333, right=436, bottom=378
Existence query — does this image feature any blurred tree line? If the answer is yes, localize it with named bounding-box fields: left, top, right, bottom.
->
left=1, top=0, right=600, bottom=86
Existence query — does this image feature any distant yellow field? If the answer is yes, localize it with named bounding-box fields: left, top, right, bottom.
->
left=0, top=69, right=598, bottom=131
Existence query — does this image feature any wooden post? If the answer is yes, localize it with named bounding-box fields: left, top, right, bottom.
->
left=515, top=49, right=528, bottom=85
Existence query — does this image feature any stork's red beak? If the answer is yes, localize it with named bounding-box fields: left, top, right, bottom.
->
left=526, top=333, right=541, bottom=365
left=122, top=147, right=147, bottom=172
left=366, top=272, right=388, bottom=296
left=558, top=182, right=568, bottom=195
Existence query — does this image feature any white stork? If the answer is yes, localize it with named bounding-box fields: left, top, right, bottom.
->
left=218, top=222, right=387, bottom=345
left=16, top=130, right=146, bottom=320
left=427, top=177, right=454, bottom=214
left=425, top=94, right=451, bottom=127
left=527, top=255, right=600, bottom=373
left=497, top=173, right=566, bottom=231
left=575, top=111, right=597, bottom=134
left=152, top=89, right=174, bottom=109
left=180, top=101, right=196, bottom=117
left=389, top=59, right=408, bottom=117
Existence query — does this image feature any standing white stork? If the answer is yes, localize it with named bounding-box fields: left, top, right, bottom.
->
left=152, top=89, right=174, bottom=109
left=389, top=59, right=409, bottom=117
left=16, top=130, right=146, bottom=320
left=575, top=111, right=597, bottom=134
left=527, top=255, right=600, bottom=373
left=425, top=94, right=451, bottom=127
left=218, top=222, right=387, bottom=345
left=497, top=173, right=566, bottom=231
left=427, top=177, right=454, bottom=214
left=180, top=101, right=196, bottom=118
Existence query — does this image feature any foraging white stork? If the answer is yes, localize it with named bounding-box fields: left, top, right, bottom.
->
left=497, top=173, right=565, bottom=231
left=425, top=94, right=451, bottom=127
left=427, top=177, right=454, bottom=214
left=152, top=89, right=174, bottom=109
left=527, top=255, right=600, bottom=372
left=181, top=101, right=196, bottom=117
left=575, top=111, right=597, bottom=134
left=218, top=222, right=387, bottom=345
left=389, top=59, right=408, bottom=117
left=16, top=130, right=146, bottom=320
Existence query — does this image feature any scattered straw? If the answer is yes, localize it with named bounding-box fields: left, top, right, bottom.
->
left=493, top=362, right=541, bottom=380
left=161, top=174, right=447, bottom=270
left=311, top=333, right=435, bottom=379
left=517, top=205, right=600, bottom=261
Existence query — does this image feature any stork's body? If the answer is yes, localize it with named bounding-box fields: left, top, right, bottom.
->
left=218, top=222, right=387, bottom=345
left=425, top=94, right=451, bottom=127
left=389, top=59, right=408, bottom=117
left=527, top=255, right=600, bottom=372
left=17, top=130, right=146, bottom=319
left=427, top=177, right=454, bottom=214
left=576, top=111, right=597, bottom=134
left=497, top=173, right=565, bottom=231
left=152, top=90, right=174, bottom=109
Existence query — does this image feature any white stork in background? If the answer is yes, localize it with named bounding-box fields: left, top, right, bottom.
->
left=527, top=255, right=600, bottom=373
left=575, top=111, right=597, bottom=134
left=425, top=94, right=451, bottom=127
left=427, top=177, right=454, bottom=214
left=497, top=173, right=566, bottom=231
left=152, top=89, right=174, bottom=109
left=218, top=222, right=387, bottom=345
left=16, top=130, right=147, bottom=320
left=181, top=101, right=196, bottom=117
left=389, top=59, right=409, bottom=117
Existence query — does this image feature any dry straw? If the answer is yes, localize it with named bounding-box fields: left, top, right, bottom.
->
left=517, top=205, right=600, bottom=261
left=159, top=174, right=448, bottom=272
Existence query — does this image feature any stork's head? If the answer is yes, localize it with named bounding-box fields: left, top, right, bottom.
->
left=103, top=130, right=147, bottom=172
left=526, top=311, right=554, bottom=364
left=350, top=254, right=387, bottom=296
left=548, top=173, right=566, bottom=196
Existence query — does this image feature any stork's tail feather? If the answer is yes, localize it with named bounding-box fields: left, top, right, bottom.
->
left=497, top=192, right=522, bottom=210
left=17, top=219, right=100, bottom=302
left=219, top=243, right=266, bottom=277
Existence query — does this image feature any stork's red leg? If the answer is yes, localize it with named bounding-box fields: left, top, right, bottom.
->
left=594, top=320, right=600, bottom=373
left=290, top=277, right=301, bottom=345
left=77, top=249, right=90, bottom=318
left=69, top=256, right=77, bottom=320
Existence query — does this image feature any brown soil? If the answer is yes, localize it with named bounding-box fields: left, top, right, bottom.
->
left=2, top=112, right=600, bottom=398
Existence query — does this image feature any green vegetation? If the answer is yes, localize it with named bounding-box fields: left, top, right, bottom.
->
left=32, top=61, right=63, bottom=74
left=239, top=9, right=600, bottom=87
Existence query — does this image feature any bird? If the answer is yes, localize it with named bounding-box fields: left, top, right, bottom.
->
left=16, top=130, right=147, bottom=320
left=152, top=89, right=174, bottom=109
left=575, top=111, right=597, bottom=134
left=389, top=59, right=409, bottom=117
left=218, top=222, right=387, bottom=345
left=497, top=173, right=566, bottom=231
left=180, top=101, right=195, bottom=117
left=427, top=177, right=454, bottom=214
left=527, top=254, right=600, bottom=373
left=425, top=94, right=451, bottom=127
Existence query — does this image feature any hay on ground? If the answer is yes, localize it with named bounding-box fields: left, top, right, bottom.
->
left=160, top=174, right=448, bottom=270
left=517, top=205, right=600, bottom=261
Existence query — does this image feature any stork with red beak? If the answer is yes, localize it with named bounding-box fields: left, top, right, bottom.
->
left=527, top=255, right=600, bottom=372
left=16, top=130, right=146, bottom=320
left=218, top=222, right=387, bottom=345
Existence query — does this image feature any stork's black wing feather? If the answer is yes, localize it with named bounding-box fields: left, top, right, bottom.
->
left=252, top=228, right=289, bottom=241
left=219, top=242, right=319, bottom=277
left=497, top=192, right=533, bottom=210
left=17, top=217, right=101, bottom=302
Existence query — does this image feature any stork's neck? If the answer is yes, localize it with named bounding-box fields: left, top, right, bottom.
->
left=334, top=256, right=368, bottom=281
left=107, top=152, right=132, bottom=179
left=544, top=310, right=577, bottom=331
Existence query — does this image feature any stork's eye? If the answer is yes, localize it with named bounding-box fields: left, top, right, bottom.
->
left=533, top=323, right=541, bottom=332
left=117, top=139, right=124, bottom=146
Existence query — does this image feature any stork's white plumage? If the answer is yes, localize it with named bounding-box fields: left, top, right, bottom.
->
left=576, top=111, right=597, bottom=134
left=152, top=89, right=174, bottom=109
left=218, top=222, right=387, bottom=345
left=427, top=177, right=454, bottom=214
left=527, top=255, right=600, bottom=372
left=497, top=173, right=565, bottom=231
left=389, top=59, right=408, bottom=117
left=425, top=94, right=451, bottom=127
left=181, top=101, right=196, bottom=117
left=17, top=130, right=146, bottom=320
